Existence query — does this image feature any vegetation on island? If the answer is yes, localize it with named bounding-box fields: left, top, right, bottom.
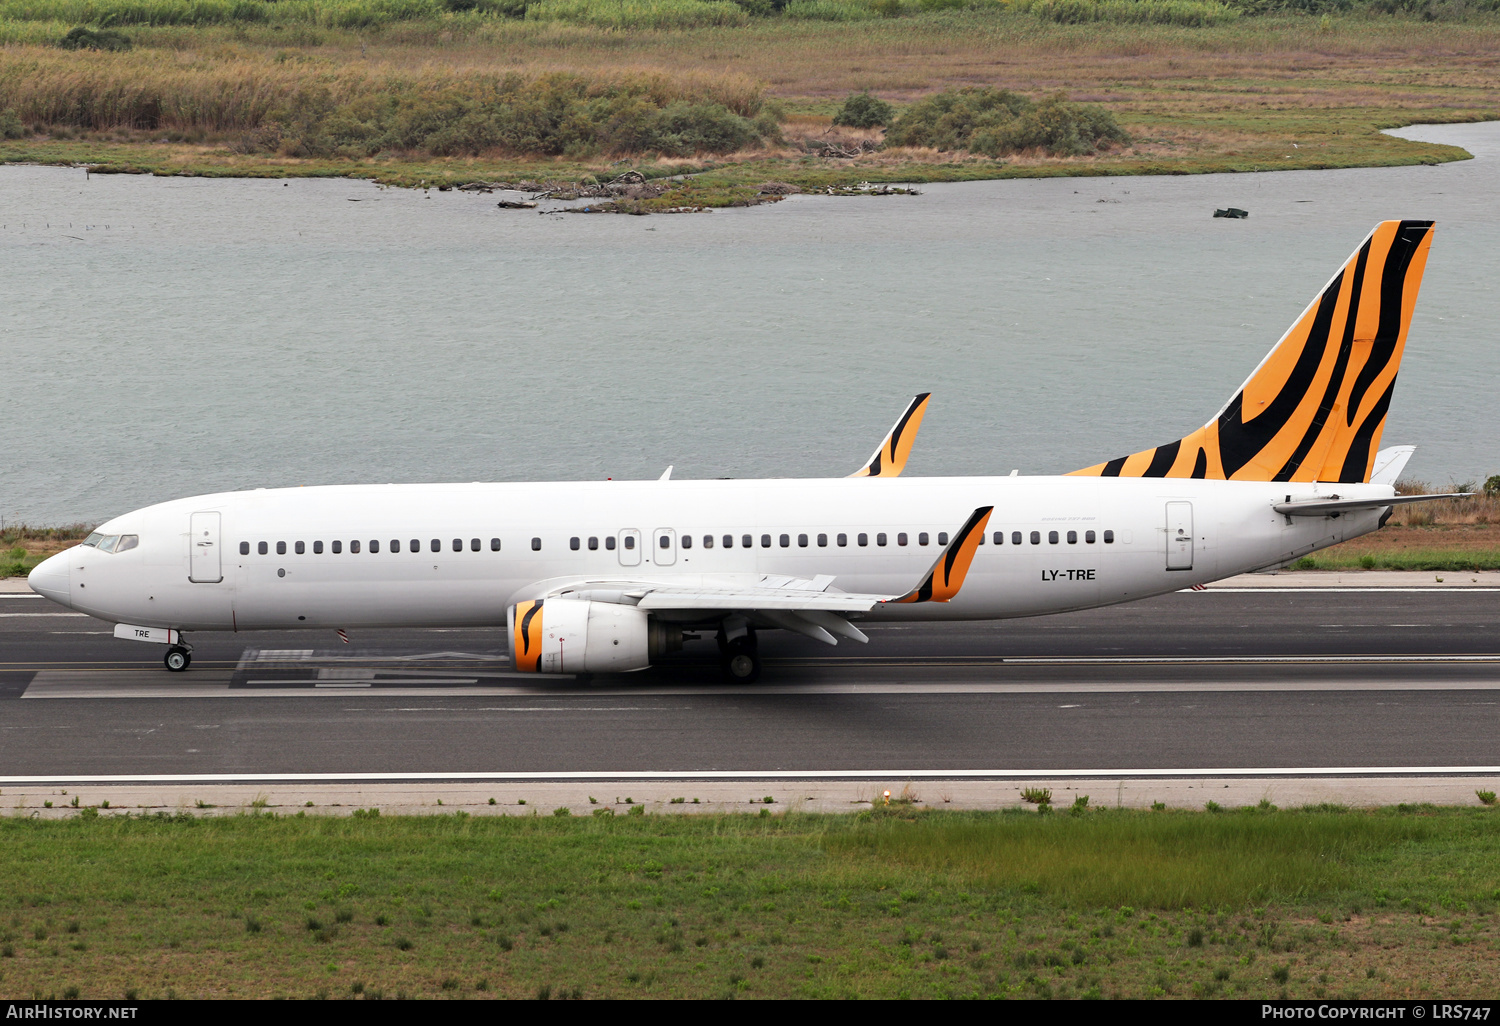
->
left=0, top=0, right=1497, bottom=206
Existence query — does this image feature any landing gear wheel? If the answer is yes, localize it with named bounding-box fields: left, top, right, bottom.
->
left=720, top=637, right=761, bottom=684
left=164, top=645, right=191, bottom=672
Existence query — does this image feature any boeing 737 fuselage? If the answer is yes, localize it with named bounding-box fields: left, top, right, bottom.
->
left=27, top=220, right=1457, bottom=682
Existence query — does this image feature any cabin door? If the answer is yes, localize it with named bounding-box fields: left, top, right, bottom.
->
left=617, top=529, right=642, bottom=567
left=652, top=528, right=677, bottom=566
left=1165, top=501, right=1194, bottom=571
left=188, top=511, right=223, bottom=583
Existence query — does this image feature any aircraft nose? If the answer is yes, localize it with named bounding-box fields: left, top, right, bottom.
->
left=27, top=552, right=71, bottom=608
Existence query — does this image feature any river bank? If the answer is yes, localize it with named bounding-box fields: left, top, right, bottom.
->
left=3, top=10, right=1497, bottom=206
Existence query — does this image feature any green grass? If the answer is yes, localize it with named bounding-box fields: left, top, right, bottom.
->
left=1, top=807, right=1498, bottom=998
left=1293, top=549, right=1500, bottom=571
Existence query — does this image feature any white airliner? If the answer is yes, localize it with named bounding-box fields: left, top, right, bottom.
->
left=28, top=220, right=1464, bottom=682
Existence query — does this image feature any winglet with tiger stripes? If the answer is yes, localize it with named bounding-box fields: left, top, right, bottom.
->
left=1070, top=220, right=1435, bottom=484
left=887, top=506, right=993, bottom=604
left=849, top=393, right=931, bottom=478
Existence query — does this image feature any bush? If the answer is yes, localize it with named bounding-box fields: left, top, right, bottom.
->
left=1012, top=0, right=1240, bottom=25
left=885, top=87, right=1129, bottom=157
left=1484, top=475, right=1500, bottom=498
left=0, top=108, right=23, bottom=139
left=833, top=91, right=895, bottom=128
left=58, top=25, right=132, bottom=49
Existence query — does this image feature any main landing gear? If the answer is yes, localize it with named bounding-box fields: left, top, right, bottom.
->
left=717, top=627, right=761, bottom=684
left=164, top=644, right=192, bottom=672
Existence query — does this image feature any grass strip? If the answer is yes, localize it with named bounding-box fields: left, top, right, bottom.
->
left=1, top=805, right=1497, bottom=999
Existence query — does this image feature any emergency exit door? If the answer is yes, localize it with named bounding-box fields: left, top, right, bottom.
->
left=1165, top=501, right=1193, bottom=571
left=189, top=511, right=223, bottom=583
left=617, top=528, right=642, bottom=567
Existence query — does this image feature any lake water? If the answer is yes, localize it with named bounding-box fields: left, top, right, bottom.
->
left=2, top=122, right=1497, bottom=525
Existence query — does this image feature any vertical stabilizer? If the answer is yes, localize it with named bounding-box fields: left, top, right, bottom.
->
left=1071, top=220, right=1435, bottom=483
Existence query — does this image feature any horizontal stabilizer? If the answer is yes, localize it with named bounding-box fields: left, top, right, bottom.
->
left=1370, top=445, right=1416, bottom=486
left=1273, top=492, right=1469, bottom=517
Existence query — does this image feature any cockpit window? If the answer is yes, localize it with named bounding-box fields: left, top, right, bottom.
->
left=114, top=535, right=139, bottom=553
left=83, top=532, right=103, bottom=548
left=97, top=535, right=119, bottom=553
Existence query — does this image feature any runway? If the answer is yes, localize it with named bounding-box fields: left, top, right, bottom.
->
left=1, top=586, right=1498, bottom=785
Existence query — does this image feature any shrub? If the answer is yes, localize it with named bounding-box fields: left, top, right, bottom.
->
left=58, top=26, right=132, bottom=50
left=886, top=88, right=1128, bottom=157
left=1484, top=475, right=1500, bottom=498
left=1021, top=787, right=1053, bottom=805
left=833, top=91, right=895, bottom=128
left=1070, top=795, right=1090, bottom=816
left=1478, top=790, right=1498, bottom=806
left=0, top=108, right=23, bottom=139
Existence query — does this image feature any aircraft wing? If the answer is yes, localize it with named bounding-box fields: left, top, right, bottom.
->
left=521, top=507, right=993, bottom=646
left=848, top=393, right=931, bottom=477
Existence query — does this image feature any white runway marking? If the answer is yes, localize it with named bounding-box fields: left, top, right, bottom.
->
left=0, top=766, right=1497, bottom=785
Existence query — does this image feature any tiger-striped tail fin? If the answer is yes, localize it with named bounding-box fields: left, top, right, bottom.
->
left=1071, top=220, right=1435, bottom=484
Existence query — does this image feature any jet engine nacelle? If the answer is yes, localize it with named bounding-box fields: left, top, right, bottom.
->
left=509, top=597, right=656, bottom=674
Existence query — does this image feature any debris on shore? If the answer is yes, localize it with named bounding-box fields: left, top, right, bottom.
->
left=824, top=182, right=922, bottom=197
left=1214, top=207, right=1249, bottom=219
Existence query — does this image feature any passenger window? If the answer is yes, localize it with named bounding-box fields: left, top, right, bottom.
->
left=779, top=534, right=789, bottom=548
left=938, top=532, right=949, bottom=545
left=1067, top=530, right=1077, bottom=544
left=623, top=536, right=633, bottom=550
left=606, top=537, right=616, bottom=551
left=452, top=538, right=462, bottom=552
left=1086, top=530, right=1096, bottom=544
left=703, top=535, right=713, bottom=549
left=314, top=541, right=324, bottom=554
left=570, top=537, right=580, bottom=551
left=798, top=534, right=808, bottom=547
left=1104, top=530, right=1115, bottom=544
left=351, top=540, right=361, bottom=554
left=817, top=534, right=827, bottom=547
left=877, top=533, right=887, bottom=546
left=240, top=542, right=250, bottom=556
left=490, top=538, right=500, bottom=551
left=390, top=540, right=400, bottom=553
left=277, top=541, right=286, bottom=555
left=660, top=535, right=671, bottom=549
left=368, top=540, right=379, bottom=553
left=532, top=537, right=542, bottom=551
left=1048, top=531, right=1059, bottom=544
left=1030, top=531, right=1040, bottom=545
left=762, top=535, right=772, bottom=548
left=918, top=532, right=929, bottom=546
left=588, top=537, right=599, bottom=551
left=742, top=535, right=752, bottom=548
left=296, top=541, right=306, bottom=555
left=431, top=539, right=440, bottom=553
left=857, top=533, right=868, bottom=547
left=723, top=535, right=734, bottom=548
left=116, top=535, right=138, bottom=553
left=471, top=538, right=480, bottom=552
left=258, top=541, right=268, bottom=555
left=682, top=535, right=692, bottom=549
left=332, top=541, right=342, bottom=554
left=1012, top=532, right=1022, bottom=545
left=897, top=533, right=908, bottom=546
left=837, top=533, right=847, bottom=547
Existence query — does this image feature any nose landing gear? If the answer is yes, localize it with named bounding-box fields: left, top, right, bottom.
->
left=164, top=644, right=192, bottom=672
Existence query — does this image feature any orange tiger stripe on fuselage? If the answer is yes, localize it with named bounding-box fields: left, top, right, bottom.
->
left=1070, top=220, right=1434, bottom=485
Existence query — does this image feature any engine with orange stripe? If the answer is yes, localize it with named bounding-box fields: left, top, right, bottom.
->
left=1070, top=220, right=1435, bottom=484
left=510, top=599, right=545, bottom=672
